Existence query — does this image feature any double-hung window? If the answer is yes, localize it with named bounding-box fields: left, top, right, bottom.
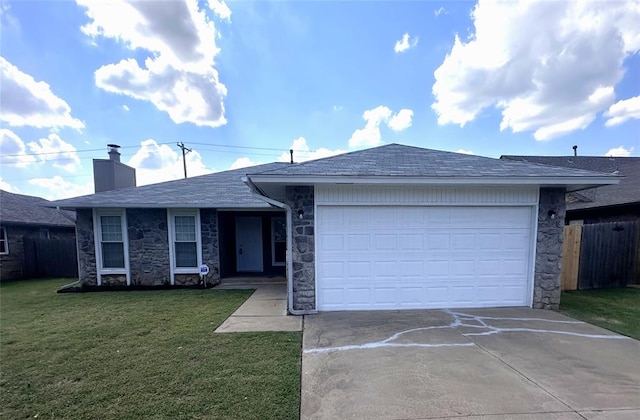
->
left=100, top=215, right=125, bottom=268
left=169, top=210, right=201, bottom=274
left=93, top=210, right=129, bottom=285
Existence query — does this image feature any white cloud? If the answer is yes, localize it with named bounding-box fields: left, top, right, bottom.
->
left=127, top=139, right=212, bottom=185
left=95, top=57, right=227, bottom=127
left=208, top=0, right=231, bottom=21
left=78, top=0, right=227, bottom=127
left=28, top=134, right=80, bottom=172
left=455, top=149, right=475, bottom=155
left=0, top=57, right=84, bottom=130
left=432, top=0, right=640, bottom=141
left=394, top=33, right=418, bottom=53
left=349, top=106, right=392, bottom=148
left=387, top=109, right=414, bottom=131
left=0, top=129, right=36, bottom=167
left=278, top=137, right=346, bottom=163
left=0, top=177, right=19, bottom=193
left=434, top=7, right=448, bottom=17
left=348, top=106, right=413, bottom=148
left=28, top=176, right=93, bottom=200
left=122, top=104, right=130, bottom=111
left=604, top=146, right=634, bottom=157
left=604, top=95, right=640, bottom=127
left=230, top=157, right=262, bottom=170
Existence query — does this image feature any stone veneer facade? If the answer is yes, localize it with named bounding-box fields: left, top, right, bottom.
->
left=285, top=186, right=316, bottom=311
left=533, top=187, right=566, bottom=309
left=76, top=208, right=220, bottom=287
left=127, top=208, right=170, bottom=286
left=284, top=186, right=567, bottom=312
left=77, top=209, right=98, bottom=286
left=77, top=188, right=565, bottom=309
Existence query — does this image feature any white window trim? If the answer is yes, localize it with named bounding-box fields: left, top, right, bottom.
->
left=0, top=227, right=8, bottom=255
left=167, top=209, right=202, bottom=285
left=93, top=209, right=130, bottom=286
left=271, top=217, right=286, bottom=267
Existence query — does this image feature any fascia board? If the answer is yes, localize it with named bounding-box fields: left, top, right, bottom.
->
left=247, top=175, right=620, bottom=186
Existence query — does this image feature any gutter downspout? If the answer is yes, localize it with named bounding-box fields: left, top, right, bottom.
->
left=242, top=177, right=310, bottom=316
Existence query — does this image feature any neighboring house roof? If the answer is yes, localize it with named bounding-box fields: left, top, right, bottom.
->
left=49, top=163, right=289, bottom=209
left=248, top=144, right=618, bottom=190
left=501, top=155, right=640, bottom=210
left=0, top=190, right=76, bottom=227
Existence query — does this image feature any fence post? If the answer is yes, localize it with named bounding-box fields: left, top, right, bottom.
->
left=561, top=225, right=582, bottom=291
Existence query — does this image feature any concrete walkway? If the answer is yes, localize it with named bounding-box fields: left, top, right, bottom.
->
left=214, top=284, right=302, bottom=333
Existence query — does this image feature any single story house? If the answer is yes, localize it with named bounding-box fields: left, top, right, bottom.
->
left=51, top=144, right=618, bottom=312
left=501, top=155, right=640, bottom=224
left=1, top=190, right=76, bottom=280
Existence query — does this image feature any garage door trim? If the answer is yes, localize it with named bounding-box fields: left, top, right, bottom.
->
left=314, top=186, right=539, bottom=311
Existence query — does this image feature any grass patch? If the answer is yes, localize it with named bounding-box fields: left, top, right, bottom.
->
left=560, top=287, right=640, bottom=340
left=1, top=279, right=301, bottom=419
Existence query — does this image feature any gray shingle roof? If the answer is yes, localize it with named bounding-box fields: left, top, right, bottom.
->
left=0, top=190, right=75, bottom=227
left=251, top=144, right=617, bottom=178
left=49, top=163, right=288, bottom=209
left=501, top=155, right=640, bottom=209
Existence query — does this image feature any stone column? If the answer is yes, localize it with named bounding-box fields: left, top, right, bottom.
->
left=533, top=187, right=566, bottom=309
left=285, top=186, right=315, bottom=311
left=200, top=208, right=221, bottom=286
left=76, top=209, right=97, bottom=285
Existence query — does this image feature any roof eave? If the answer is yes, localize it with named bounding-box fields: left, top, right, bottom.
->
left=247, top=175, right=620, bottom=188
left=44, top=202, right=277, bottom=210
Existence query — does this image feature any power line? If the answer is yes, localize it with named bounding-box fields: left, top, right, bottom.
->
left=1, top=140, right=329, bottom=160
left=0, top=142, right=174, bottom=158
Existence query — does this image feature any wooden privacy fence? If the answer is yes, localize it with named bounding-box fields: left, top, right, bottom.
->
left=561, top=221, right=640, bottom=290
left=23, top=237, right=78, bottom=279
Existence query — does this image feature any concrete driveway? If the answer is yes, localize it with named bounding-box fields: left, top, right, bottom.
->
left=302, top=308, right=640, bottom=420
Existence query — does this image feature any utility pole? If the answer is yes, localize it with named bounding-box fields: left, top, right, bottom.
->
left=177, top=142, right=192, bottom=178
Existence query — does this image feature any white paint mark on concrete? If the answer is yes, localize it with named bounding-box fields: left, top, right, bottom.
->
left=304, top=310, right=629, bottom=354
left=305, top=342, right=474, bottom=354
left=463, top=328, right=628, bottom=339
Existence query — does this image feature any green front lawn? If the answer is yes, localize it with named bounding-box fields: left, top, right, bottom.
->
left=560, top=287, right=640, bottom=340
left=0, top=279, right=301, bottom=420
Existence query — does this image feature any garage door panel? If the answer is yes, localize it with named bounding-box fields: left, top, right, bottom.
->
left=317, top=206, right=533, bottom=310
left=373, top=234, right=397, bottom=250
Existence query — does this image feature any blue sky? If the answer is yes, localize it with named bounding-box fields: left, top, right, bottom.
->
left=1, top=0, right=639, bottom=200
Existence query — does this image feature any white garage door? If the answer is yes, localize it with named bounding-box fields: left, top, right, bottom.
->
left=316, top=206, right=533, bottom=311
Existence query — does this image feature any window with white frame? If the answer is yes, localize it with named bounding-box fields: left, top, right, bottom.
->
left=98, top=214, right=126, bottom=269
left=0, top=227, right=8, bottom=255
left=169, top=210, right=200, bottom=270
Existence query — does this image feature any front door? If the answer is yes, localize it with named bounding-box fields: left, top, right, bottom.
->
left=236, top=216, right=263, bottom=272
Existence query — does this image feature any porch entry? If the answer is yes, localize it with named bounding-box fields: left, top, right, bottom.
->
left=219, top=210, right=286, bottom=278
left=236, top=216, right=264, bottom=272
